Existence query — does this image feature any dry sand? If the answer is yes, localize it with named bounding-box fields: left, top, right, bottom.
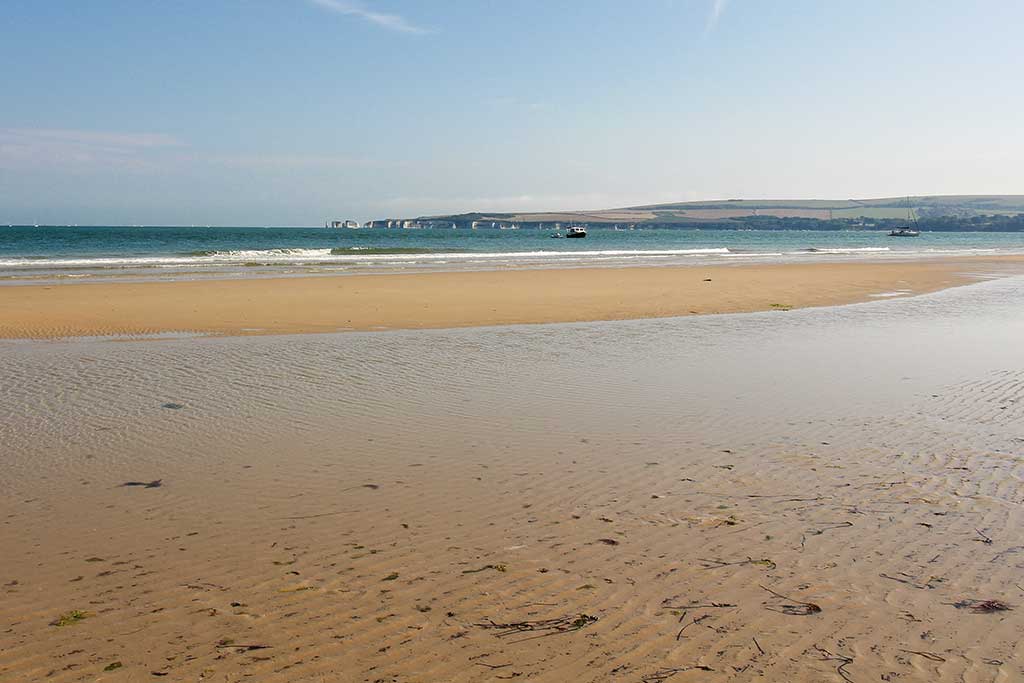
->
left=1, top=257, right=1020, bottom=339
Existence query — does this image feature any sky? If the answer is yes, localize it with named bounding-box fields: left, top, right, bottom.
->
left=1, top=0, right=1022, bottom=225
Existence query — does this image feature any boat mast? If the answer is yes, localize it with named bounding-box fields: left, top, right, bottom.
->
left=907, top=196, right=919, bottom=230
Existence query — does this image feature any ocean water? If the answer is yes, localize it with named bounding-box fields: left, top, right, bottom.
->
left=3, top=225, right=1024, bottom=282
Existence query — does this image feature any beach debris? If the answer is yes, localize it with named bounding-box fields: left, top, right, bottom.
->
left=974, top=528, right=994, bottom=544
left=799, top=521, right=853, bottom=550
left=753, top=636, right=766, bottom=656
left=760, top=585, right=821, bottom=615
left=119, top=479, right=163, bottom=489
left=949, top=599, right=1011, bottom=613
left=103, top=662, right=123, bottom=672
left=216, top=639, right=272, bottom=651
left=879, top=572, right=943, bottom=590
left=813, top=645, right=853, bottom=683
left=596, top=538, right=620, bottom=546
left=473, top=659, right=513, bottom=670
left=278, top=509, right=355, bottom=520
left=161, top=403, right=185, bottom=410
left=182, top=581, right=227, bottom=592
left=474, top=613, right=598, bottom=640
left=675, top=613, right=713, bottom=640
left=661, top=599, right=737, bottom=610
left=990, top=546, right=1024, bottom=563
left=713, top=515, right=740, bottom=527
left=462, top=564, right=507, bottom=574
left=50, top=610, right=91, bottom=627
left=277, top=585, right=316, bottom=593
left=701, top=557, right=776, bottom=571
left=862, top=479, right=906, bottom=490
left=641, top=665, right=714, bottom=682
left=769, top=303, right=793, bottom=311
left=745, top=493, right=826, bottom=502
left=900, top=649, right=946, bottom=662
left=335, top=482, right=382, bottom=494
left=382, top=572, right=399, bottom=581
left=703, top=278, right=712, bottom=282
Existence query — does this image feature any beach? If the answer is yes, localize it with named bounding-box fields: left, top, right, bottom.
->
left=9, top=0, right=1024, bottom=678
left=2, top=258, right=1024, bottom=682
left=2, top=256, right=1022, bottom=338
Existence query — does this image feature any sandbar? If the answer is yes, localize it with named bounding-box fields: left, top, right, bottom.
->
left=1, top=256, right=1021, bottom=338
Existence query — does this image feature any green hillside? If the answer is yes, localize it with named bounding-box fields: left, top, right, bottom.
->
left=414, top=195, right=1024, bottom=229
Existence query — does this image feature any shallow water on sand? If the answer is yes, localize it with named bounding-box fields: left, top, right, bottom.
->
left=3, top=274, right=1023, bottom=479
left=1, top=277, right=1023, bottom=681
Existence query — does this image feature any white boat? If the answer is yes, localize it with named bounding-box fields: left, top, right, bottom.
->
left=565, top=226, right=587, bottom=238
left=888, top=197, right=921, bottom=237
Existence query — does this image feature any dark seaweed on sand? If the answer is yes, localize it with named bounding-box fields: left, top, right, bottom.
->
left=119, top=479, right=163, bottom=488
left=949, top=598, right=1011, bottom=613
left=475, top=613, right=598, bottom=641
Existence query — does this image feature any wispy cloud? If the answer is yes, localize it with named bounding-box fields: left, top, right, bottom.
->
left=309, top=0, right=430, bottom=34
left=0, top=128, right=182, bottom=169
left=705, top=0, right=728, bottom=33
left=0, top=127, right=410, bottom=175
left=204, top=153, right=409, bottom=170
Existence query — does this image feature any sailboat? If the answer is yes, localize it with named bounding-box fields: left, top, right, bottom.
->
left=888, top=197, right=921, bottom=237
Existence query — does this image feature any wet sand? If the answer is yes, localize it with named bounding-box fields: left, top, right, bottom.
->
left=2, top=273, right=1024, bottom=682
left=2, top=256, right=1022, bottom=338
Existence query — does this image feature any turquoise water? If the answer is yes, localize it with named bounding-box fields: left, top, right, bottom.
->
left=3, top=225, right=1024, bottom=281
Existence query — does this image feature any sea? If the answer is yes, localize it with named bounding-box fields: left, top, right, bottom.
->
left=3, top=225, right=1024, bottom=283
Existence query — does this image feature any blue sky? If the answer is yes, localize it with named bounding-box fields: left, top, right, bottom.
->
left=1, top=0, right=1021, bottom=225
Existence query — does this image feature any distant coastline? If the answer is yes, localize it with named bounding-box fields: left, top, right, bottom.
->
left=9, top=194, right=1024, bottom=232
left=348, top=194, right=1024, bottom=233
left=368, top=214, right=1024, bottom=232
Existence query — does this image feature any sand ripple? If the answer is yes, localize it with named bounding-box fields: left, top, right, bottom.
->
left=2, top=277, right=1024, bottom=681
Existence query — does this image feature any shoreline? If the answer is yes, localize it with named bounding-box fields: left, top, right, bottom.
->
left=1, top=256, right=1023, bottom=339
